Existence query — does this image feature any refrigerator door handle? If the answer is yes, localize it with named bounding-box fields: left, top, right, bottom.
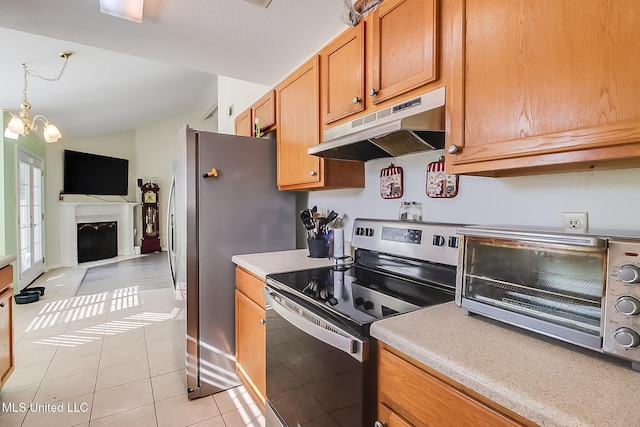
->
left=167, top=174, right=177, bottom=288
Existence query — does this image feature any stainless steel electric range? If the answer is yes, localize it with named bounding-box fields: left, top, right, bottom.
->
left=264, top=218, right=462, bottom=427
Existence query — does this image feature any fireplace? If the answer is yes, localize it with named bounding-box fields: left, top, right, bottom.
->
left=59, top=202, right=137, bottom=267
left=77, top=221, right=118, bottom=263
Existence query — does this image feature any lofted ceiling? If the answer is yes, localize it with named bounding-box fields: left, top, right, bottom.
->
left=0, top=0, right=347, bottom=139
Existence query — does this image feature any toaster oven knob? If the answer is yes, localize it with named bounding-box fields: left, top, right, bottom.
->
left=616, top=296, right=640, bottom=316
left=614, top=327, right=640, bottom=348
left=617, top=264, right=640, bottom=284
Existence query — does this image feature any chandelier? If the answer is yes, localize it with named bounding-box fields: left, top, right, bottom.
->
left=2, top=51, right=72, bottom=143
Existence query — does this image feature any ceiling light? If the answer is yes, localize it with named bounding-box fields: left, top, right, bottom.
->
left=2, top=52, right=72, bottom=144
left=99, top=0, right=144, bottom=23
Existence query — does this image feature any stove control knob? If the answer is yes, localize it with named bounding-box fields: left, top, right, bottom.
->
left=614, top=327, right=640, bottom=348
left=355, top=297, right=364, bottom=307
left=433, top=235, right=445, bottom=246
left=364, top=301, right=374, bottom=310
left=617, top=264, right=640, bottom=284
left=616, top=296, right=640, bottom=316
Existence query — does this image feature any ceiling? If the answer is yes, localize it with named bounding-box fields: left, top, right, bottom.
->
left=0, top=0, right=347, bottom=139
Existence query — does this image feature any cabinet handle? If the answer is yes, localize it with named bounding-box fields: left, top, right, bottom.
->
left=374, top=421, right=387, bottom=427
left=0, top=302, right=4, bottom=308
left=369, top=88, right=378, bottom=97
left=310, top=170, right=317, bottom=177
left=448, top=144, right=460, bottom=154
left=352, top=96, right=361, bottom=104
left=260, top=318, right=266, bottom=325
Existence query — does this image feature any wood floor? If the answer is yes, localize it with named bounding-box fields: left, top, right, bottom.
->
left=76, top=253, right=173, bottom=296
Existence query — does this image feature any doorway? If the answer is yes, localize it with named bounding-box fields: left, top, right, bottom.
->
left=17, top=149, right=45, bottom=287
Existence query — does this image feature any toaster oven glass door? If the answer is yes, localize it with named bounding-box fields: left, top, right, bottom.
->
left=462, top=237, right=606, bottom=336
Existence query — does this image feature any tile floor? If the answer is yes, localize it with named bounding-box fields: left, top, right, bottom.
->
left=0, top=257, right=265, bottom=427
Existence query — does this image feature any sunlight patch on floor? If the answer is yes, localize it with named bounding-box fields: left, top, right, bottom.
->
left=26, top=293, right=109, bottom=332
left=24, top=286, right=145, bottom=333
left=33, top=334, right=102, bottom=347
left=110, top=286, right=140, bottom=312
left=228, top=387, right=263, bottom=427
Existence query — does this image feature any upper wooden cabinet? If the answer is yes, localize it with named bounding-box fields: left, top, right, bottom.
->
left=234, top=108, right=253, bottom=137
left=277, top=56, right=322, bottom=188
left=369, top=0, right=438, bottom=105
left=234, top=90, right=276, bottom=137
left=252, top=90, right=276, bottom=135
left=276, top=56, right=364, bottom=190
left=320, top=0, right=439, bottom=125
left=445, top=0, right=640, bottom=177
left=320, top=23, right=366, bottom=125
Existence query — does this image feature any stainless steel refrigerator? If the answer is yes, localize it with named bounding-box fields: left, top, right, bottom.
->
left=167, top=126, right=296, bottom=399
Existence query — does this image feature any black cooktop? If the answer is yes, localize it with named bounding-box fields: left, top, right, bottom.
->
left=266, top=262, right=455, bottom=335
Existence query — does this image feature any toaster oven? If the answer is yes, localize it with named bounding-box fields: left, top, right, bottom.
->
left=456, top=226, right=640, bottom=371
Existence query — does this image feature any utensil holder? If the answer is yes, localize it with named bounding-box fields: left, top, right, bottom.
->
left=307, top=237, right=330, bottom=258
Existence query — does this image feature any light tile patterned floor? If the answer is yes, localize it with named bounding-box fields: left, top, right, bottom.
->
left=0, top=258, right=264, bottom=427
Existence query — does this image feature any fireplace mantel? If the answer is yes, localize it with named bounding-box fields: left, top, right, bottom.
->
left=59, top=202, right=137, bottom=267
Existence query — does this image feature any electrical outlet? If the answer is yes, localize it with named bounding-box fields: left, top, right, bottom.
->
left=563, top=212, right=588, bottom=231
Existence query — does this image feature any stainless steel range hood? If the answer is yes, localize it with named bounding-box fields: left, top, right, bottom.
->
left=308, top=87, right=446, bottom=162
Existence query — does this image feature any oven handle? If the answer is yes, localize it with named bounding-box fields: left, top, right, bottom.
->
left=264, top=286, right=368, bottom=362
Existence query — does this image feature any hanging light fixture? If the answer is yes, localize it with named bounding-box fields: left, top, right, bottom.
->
left=2, top=51, right=72, bottom=143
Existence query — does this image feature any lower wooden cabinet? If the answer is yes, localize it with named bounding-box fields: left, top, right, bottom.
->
left=235, top=267, right=266, bottom=412
left=0, top=265, right=15, bottom=390
left=377, top=342, right=534, bottom=427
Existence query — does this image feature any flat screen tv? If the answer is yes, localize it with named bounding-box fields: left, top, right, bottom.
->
left=63, top=150, right=129, bottom=195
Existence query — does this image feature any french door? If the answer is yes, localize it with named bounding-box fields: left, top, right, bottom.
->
left=17, top=149, right=45, bottom=287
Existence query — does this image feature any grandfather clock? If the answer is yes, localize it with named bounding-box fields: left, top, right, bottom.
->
left=140, top=182, right=161, bottom=253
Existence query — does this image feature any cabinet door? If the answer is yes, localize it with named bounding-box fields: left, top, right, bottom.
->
left=447, top=0, right=640, bottom=176
left=235, top=290, right=266, bottom=406
left=253, top=90, right=276, bottom=132
left=276, top=56, right=322, bottom=187
left=235, top=108, right=253, bottom=137
left=321, top=23, right=366, bottom=124
left=378, top=404, right=414, bottom=427
left=369, top=0, right=438, bottom=104
left=0, top=285, right=14, bottom=389
left=378, top=345, right=529, bottom=426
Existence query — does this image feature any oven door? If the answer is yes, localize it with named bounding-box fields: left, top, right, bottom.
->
left=264, top=285, right=374, bottom=427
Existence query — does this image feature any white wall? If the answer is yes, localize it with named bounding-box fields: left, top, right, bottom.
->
left=307, top=151, right=640, bottom=247
left=217, top=75, right=271, bottom=135
left=45, top=107, right=218, bottom=268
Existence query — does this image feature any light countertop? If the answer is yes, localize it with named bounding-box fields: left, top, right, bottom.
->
left=0, top=256, right=16, bottom=270
left=231, top=249, right=336, bottom=280
left=371, top=302, right=640, bottom=427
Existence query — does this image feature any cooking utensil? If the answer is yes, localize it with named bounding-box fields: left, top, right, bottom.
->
left=300, top=209, right=317, bottom=238
left=316, top=216, right=328, bottom=235
left=325, top=210, right=338, bottom=226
